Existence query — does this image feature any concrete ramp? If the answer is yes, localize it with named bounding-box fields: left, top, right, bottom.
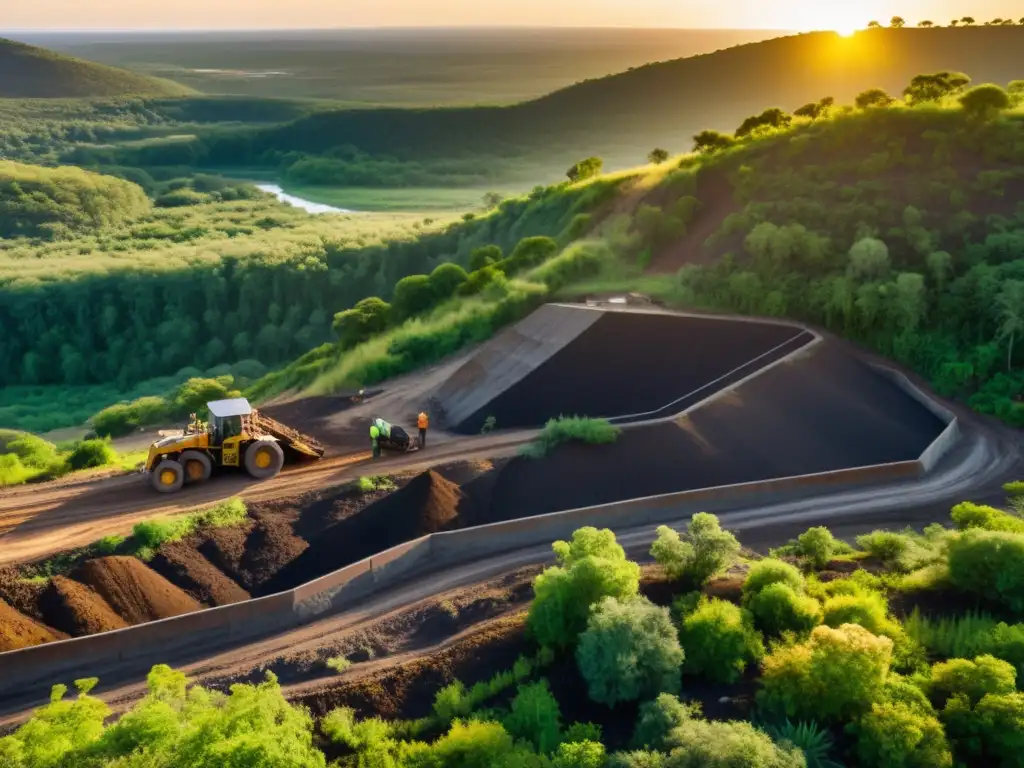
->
left=432, top=304, right=602, bottom=428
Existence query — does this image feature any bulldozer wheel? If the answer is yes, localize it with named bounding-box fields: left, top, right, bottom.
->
left=244, top=439, right=284, bottom=480
left=151, top=459, right=184, bottom=494
left=180, top=450, right=212, bottom=485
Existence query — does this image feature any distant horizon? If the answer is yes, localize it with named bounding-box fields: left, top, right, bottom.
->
left=6, top=25, right=800, bottom=34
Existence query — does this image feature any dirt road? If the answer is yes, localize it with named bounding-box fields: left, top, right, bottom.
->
left=0, top=430, right=533, bottom=566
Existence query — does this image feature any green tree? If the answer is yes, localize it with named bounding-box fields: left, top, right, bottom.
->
left=904, top=71, right=971, bottom=105
left=567, top=157, right=604, bottom=183
left=650, top=514, right=740, bottom=586
left=867, top=20, right=882, bottom=28
left=482, top=191, right=504, bottom=209
left=692, top=129, right=735, bottom=154
left=947, top=530, right=1024, bottom=611
left=994, top=280, right=1024, bottom=371
left=918, top=20, right=935, bottom=27
left=648, top=148, right=670, bottom=165
left=856, top=88, right=895, bottom=108
left=943, top=692, right=1024, bottom=766
left=528, top=527, right=641, bottom=649
left=553, top=741, right=606, bottom=768
left=891, top=16, right=906, bottom=27
left=332, top=296, right=392, bottom=349
left=758, top=624, right=893, bottom=721
left=663, top=712, right=806, bottom=767
left=503, top=680, right=562, bottom=754
left=743, top=559, right=805, bottom=599
left=391, top=274, right=437, bottom=319
left=576, top=596, right=684, bottom=706
left=959, top=84, right=1012, bottom=118
left=679, top=597, right=764, bottom=683
left=736, top=108, right=792, bottom=138
left=848, top=237, right=891, bottom=281
left=961, top=16, right=975, bottom=25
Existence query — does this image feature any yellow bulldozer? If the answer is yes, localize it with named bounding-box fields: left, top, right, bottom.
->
left=144, top=398, right=325, bottom=493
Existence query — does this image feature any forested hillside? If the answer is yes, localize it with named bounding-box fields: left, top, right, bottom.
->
left=176, top=28, right=1024, bottom=183
left=0, top=38, right=188, bottom=98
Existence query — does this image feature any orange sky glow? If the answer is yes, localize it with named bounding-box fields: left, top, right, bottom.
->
left=4, top=1, right=1022, bottom=31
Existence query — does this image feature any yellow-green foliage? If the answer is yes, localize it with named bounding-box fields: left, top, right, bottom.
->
left=520, top=416, right=622, bottom=459
left=0, top=160, right=151, bottom=238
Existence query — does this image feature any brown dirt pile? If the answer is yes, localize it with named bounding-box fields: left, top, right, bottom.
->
left=149, top=542, right=250, bottom=606
left=0, top=566, right=45, bottom=621
left=40, top=576, right=129, bottom=636
left=261, top=470, right=467, bottom=595
left=72, top=556, right=201, bottom=624
left=0, top=598, right=64, bottom=650
left=199, top=515, right=308, bottom=592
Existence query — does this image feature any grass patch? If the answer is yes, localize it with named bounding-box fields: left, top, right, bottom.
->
left=359, top=475, right=397, bottom=493
left=325, top=656, right=353, bottom=674
left=279, top=185, right=518, bottom=213
left=519, top=416, right=621, bottom=459
left=904, top=609, right=999, bottom=659
left=129, top=497, right=249, bottom=559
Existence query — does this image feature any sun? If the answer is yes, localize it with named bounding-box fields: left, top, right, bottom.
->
left=835, top=24, right=859, bottom=37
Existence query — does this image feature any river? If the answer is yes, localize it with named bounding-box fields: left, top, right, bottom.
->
left=255, top=184, right=355, bottom=214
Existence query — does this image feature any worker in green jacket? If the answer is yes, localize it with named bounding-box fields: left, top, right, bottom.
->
left=370, top=424, right=381, bottom=458
left=373, top=418, right=392, bottom=438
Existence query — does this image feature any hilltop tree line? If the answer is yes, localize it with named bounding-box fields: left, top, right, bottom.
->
left=867, top=16, right=1024, bottom=28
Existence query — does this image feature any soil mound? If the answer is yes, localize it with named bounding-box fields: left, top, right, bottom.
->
left=199, top=516, right=308, bottom=591
left=72, top=557, right=202, bottom=625
left=149, top=542, right=250, bottom=607
left=39, top=576, right=129, bottom=636
left=261, top=470, right=466, bottom=595
left=0, top=598, right=63, bottom=650
left=0, top=566, right=45, bottom=621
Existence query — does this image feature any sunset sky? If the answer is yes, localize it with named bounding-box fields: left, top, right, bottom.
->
left=5, top=1, right=1023, bottom=31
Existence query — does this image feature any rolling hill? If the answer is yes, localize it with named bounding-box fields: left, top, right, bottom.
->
left=0, top=38, right=190, bottom=98
left=200, top=27, right=1024, bottom=179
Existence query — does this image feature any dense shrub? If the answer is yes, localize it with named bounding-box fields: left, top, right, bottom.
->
left=631, top=694, right=698, bottom=751
left=650, top=514, right=740, bottom=586
left=332, top=297, right=392, bottom=349
left=851, top=701, right=953, bottom=768
left=951, top=502, right=1024, bottom=533
left=743, top=559, right=805, bottom=600
left=528, top=527, right=641, bottom=648
left=928, top=655, right=1016, bottom=707
left=947, top=529, right=1024, bottom=611
left=469, top=244, right=502, bottom=271
left=429, top=262, right=470, bottom=298
left=552, top=740, right=606, bottom=768
left=526, top=240, right=610, bottom=291
left=959, top=84, right=1012, bottom=118
left=748, top=583, right=822, bottom=638
left=391, top=274, right=438, bottom=320
left=758, top=624, right=893, bottom=721
left=943, top=692, right=1024, bottom=766
left=500, top=235, right=559, bottom=274
left=855, top=530, right=911, bottom=565
left=608, top=751, right=667, bottom=768
left=663, top=712, right=806, bottom=767
left=679, top=598, right=764, bottom=683
left=822, top=592, right=896, bottom=637
left=794, top=526, right=837, bottom=568
left=65, top=439, right=116, bottom=471
left=576, top=596, right=684, bottom=706
left=567, top=157, right=603, bottom=183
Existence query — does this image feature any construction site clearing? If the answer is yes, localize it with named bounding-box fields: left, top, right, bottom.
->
left=0, top=304, right=964, bottom=656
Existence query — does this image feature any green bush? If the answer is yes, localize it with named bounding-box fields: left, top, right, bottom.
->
left=951, top=502, right=1024, bottom=533
left=679, top=598, right=764, bottom=683
left=94, top=535, right=125, bottom=556
left=947, top=529, right=1024, bottom=611
left=822, top=592, right=897, bottom=637
left=762, top=719, right=839, bottom=768
left=758, top=624, right=894, bottom=722
left=576, top=596, right=684, bottom=706
left=1003, top=481, right=1024, bottom=497
left=856, top=530, right=912, bottom=564
left=391, top=274, right=438, bottom=319
left=528, top=527, right=641, bottom=648
left=501, top=235, right=560, bottom=275
left=743, top=559, right=805, bottom=600
left=193, top=497, right=248, bottom=528
left=943, top=692, right=1024, bottom=767
left=663, top=712, right=806, bottom=767
left=904, top=609, right=998, bottom=659
left=748, top=583, right=822, bottom=637
left=502, top=680, right=562, bottom=754
left=65, top=439, right=116, bottom=471
left=429, top=262, right=470, bottom=298
left=649, top=514, right=740, bottom=586
left=631, top=694, right=699, bottom=751
left=959, top=84, right=1012, bottom=118
left=851, top=701, right=952, bottom=768
left=607, top=751, right=667, bottom=768
left=795, top=527, right=837, bottom=569
left=567, top=157, right=604, bottom=183
left=552, top=740, right=606, bottom=768
left=469, top=244, right=502, bottom=271
left=520, top=416, right=621, bottom=459
left=526, top=240, right=610, bottom=291
left=928, top=655, right=1016, bottom=707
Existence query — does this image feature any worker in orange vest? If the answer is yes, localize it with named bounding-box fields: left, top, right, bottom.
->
left=417, top=411, right=429, bottom=448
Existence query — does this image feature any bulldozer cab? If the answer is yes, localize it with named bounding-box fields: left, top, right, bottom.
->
left=207, top=398, right=251, bottom=447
